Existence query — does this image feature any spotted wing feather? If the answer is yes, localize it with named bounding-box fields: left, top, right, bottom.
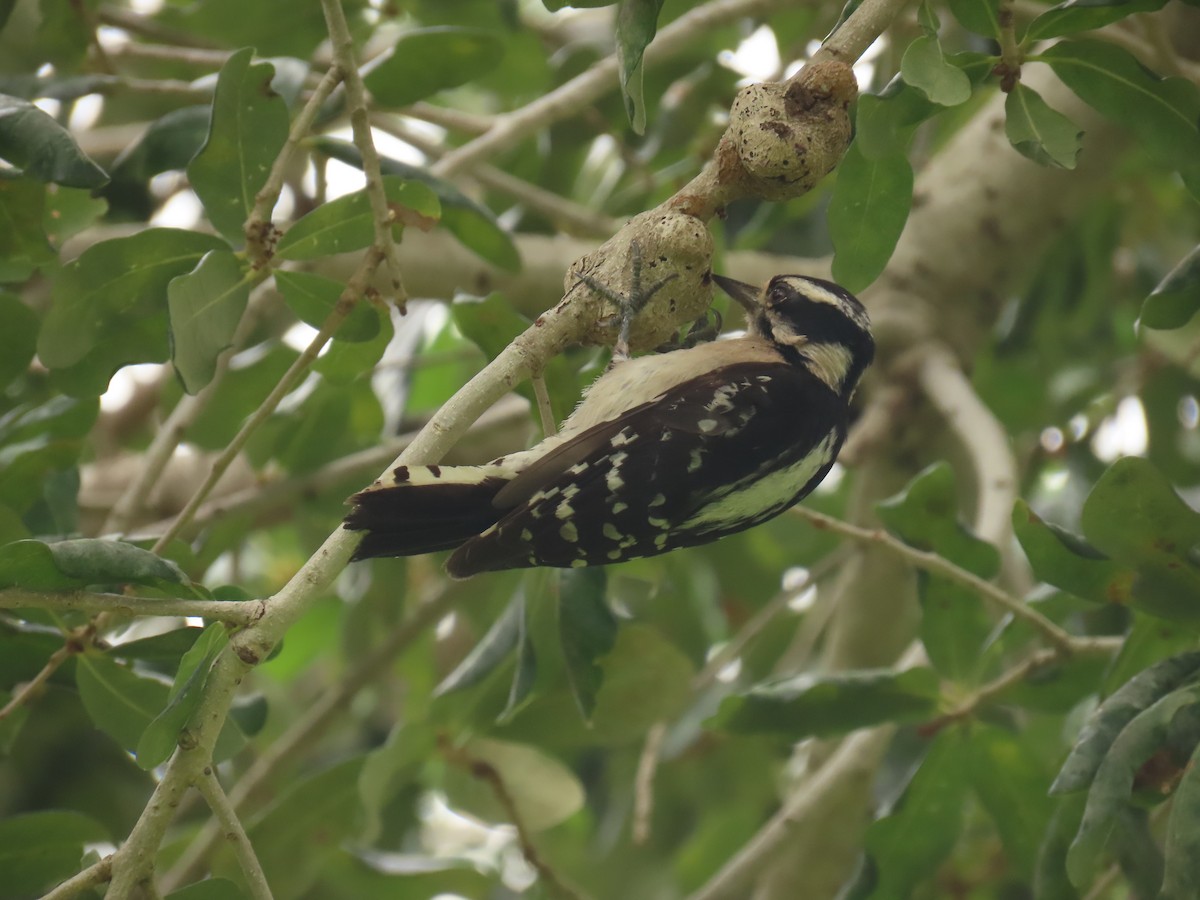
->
left=446, top=362, right=846, bottom=578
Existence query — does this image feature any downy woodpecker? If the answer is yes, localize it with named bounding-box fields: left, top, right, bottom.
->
left=345, top=273, right=874, bottom=578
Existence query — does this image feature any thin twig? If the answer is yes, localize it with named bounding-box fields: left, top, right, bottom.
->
left=443, top=741, right=585, bottom=900
left=374, top=115, right=620, bottom=237
left=40, top=855, right=113, bottom=900
left=321, top=0, right=407, bottom=306
left=687, top=644, right=928, bottom=900
left=104, top=292, right=268, bottom=535
left=0, top=589, right=264, bottom=626
left=194, top=768, right=273, bottom=900
left=432, top=0, right=795, bottom=179
left=632, top=722, right=669, bottom=845
left=402, top=101, right=494, bottom=134
left=917, top=346, right=1018, bottom=546
left=97, top=5, right=222, bottom=47
left=136, top=395, right=530, bottom=543
left=0, top=642, right=75, bottom=723
left=152, top=249, right=383, bottom=553
left=531, top=372, right=558, bottom=437
left=791, top=506, right=1085, bottom=655
left=160, top=585, right=457, bottom=890
left=245, top=64, right=345, bottom=262
left=631, top=550, right=851, bottom=843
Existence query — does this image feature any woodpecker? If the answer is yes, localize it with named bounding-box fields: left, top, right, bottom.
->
left=345, top=272, right=874, bottom=578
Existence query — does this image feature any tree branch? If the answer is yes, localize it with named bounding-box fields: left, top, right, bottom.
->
left=194, top=768, right=273, bottom=900
left=321, top=0, right=406, bottom=306
left=792, top=506, right=1089, bottom=656
left=0, top=589, right=264, bottom=626
left=916, top=345, right=1018, bottom=546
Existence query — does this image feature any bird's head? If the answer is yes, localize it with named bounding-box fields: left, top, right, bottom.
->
left=713, top=273, right=875, bottom=396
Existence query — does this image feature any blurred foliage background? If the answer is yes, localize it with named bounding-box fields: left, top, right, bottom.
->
left=2, top=0, right=1200, bottom=898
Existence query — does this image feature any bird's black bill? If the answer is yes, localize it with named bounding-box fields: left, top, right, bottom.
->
left=712, top=274, right=759, bottom=315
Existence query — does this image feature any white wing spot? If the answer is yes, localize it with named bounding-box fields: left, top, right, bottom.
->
left=612, top=501, right=628, bottom=514
left=605, top=451, right=628, bottom=492
left=608, top=549, right=624, bottom=560
left=688, top=449, right=704, bottom=473
left=649, top=493, right=666, bottom=507
left=562, top=484, right=581, bottom=501
left=568, top=462, right=589, bottom=475
left=698, top=419, right=719, bottom=433
left=556, top=500, right=574, bottom=519
left=648, top=515, right=668, bottom=528
left=560, top=522, right=579, bottom=542
left=653, top=533, right=668, bottom=548
left=570, top=559, right=587, bottom=568
left=521, top=529, right=533, bottom=541
left=610, top=428, right=634, bottom=448
left=603, top=523, right=623, bottom=541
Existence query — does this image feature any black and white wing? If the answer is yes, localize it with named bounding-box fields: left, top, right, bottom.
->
left=446, top=361, right=847, bottom=578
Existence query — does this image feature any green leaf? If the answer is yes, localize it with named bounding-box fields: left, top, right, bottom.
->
left=0, top=538, right=187, bottom=590
left=558, top=567, right=617, bottom=722
left=1035, top=796, right=1087, bottom=900
left=188, top=48, right=289, bottom=243
left=43, top=184, right=107, bottom=248
left=1066, top=685, right=1200, bottom=885
left=245, top=757, right=366, bottom=899
left=445, top=737, right=585, bottom=831
left=711, top=667, right=940, bottom=737
left=1081, top=457, right=1200, bottom=622
left=1162, top=736, right=1200, bottom=899
left=946, top=0, right=1000, bottom=37
left=311, top=308, right=394, bottom=383
left=0, top=810, right=109, bottom=896
left=184, top=343, right=298, bottom=449
left=858, top=731, right=971, bottom=896
left=1027, top=0, right=1167, bottom=40
left=110, top=106, right=212, bottom=184
left=76, top=654, right=171, bottom=752
left=312, top=137, right=520, bottom=272
left=363, top=27, right=505, bottom=107
left=1013, top=499, right=1132, bottom=605
left=969, top=725, right=1055, bottom=875
left=828, top=141, right=913, bottom=292
left=616, top=0, right=664, bottom=134
left=136, top=623, right=227, bottom=770
left=1052, top=651, right=1200, bottom=794
left=274, top=176, right=440, bottom=261
left=1039, top=41, right=1200, bottom=177
left=877, top=463, right=1001, bottom=577
left=275, top=270, right=380, bottom=342
left=38, top=228, right=229, bottom=394
left=167, top=250, right=251, bottom=394
left=900, top=35, right=972, bottom=107
left=0, top=94, right=108, bottom=187
left=0, top=178, right=54, bottom=271
left=0, top=293, right=38, bottom=389
left=1141, top=244, right=1200, bottom=329
left=435, top=592, right=524, bottom=696
left=1005, top=83, right=1083, bottom=169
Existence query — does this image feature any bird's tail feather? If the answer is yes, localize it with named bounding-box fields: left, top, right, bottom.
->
left=345, top=465, right=512, bottom=561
